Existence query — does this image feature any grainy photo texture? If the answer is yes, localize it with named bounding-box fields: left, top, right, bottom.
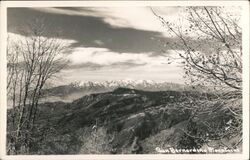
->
left=6, top=6, right=242, bottom=155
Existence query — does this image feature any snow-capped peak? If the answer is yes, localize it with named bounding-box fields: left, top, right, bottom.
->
left=68, top=80, right=184, bottom=92
left=71, top=80, right=157, bottom=88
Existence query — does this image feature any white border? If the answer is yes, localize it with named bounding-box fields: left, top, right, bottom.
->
left=0, top=1, right=249, bottom=160
left=1, top=0, right=250, bottom=7
left=242, top=2, right=250, bottom=160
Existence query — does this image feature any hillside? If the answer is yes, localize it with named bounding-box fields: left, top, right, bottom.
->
left=7, top=88, right=241, bottom=154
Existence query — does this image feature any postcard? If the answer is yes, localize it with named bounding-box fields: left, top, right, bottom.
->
left=0, top=1, right=249, bottom=160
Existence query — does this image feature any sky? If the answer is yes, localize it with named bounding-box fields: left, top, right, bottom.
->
left=7, top=7, right=189, bottom=84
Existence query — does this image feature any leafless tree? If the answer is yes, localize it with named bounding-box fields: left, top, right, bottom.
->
left=152, top=6, right=242, bottom=150
left=7, top=19, right=69, bottom=154
left=152, top=6, right=242, bottom=93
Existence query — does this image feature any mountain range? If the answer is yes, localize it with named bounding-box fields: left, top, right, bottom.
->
left=40, top=80, right=202, bottom=102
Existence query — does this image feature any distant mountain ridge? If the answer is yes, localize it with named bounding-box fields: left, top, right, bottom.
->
left=70, top=80, right=187, bottom=91
left=40, top=80, right=194, bottom=102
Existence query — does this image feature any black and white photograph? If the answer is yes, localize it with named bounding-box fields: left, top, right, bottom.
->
left=0, top=1, right=249, bottom=159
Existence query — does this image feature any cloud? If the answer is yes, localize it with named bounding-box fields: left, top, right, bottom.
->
left=8, top=7, right=176, bottom=54
left=65, top=62, right=103, bottom=70
left=67, top=47, right=170, bottom=67
left=66, top=61, right=147, bottom=70
left=9, top=7, right=219, bottom=56
left=31, top=7, right=183, bottom=33
left=93, top=40, right=104, bottom=46
left=8, top=7, right=241, bottom=55
left=7, top=33, right=77, bottom=64
left=61, top=61, right=184, bottom=84
left=62, top=47, right=184, bottom=83
left=7, top=31, right=185, bottom=83
left=8, top=32, right=76, bottom=45
left=7, top=7, right=187, bottom=84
